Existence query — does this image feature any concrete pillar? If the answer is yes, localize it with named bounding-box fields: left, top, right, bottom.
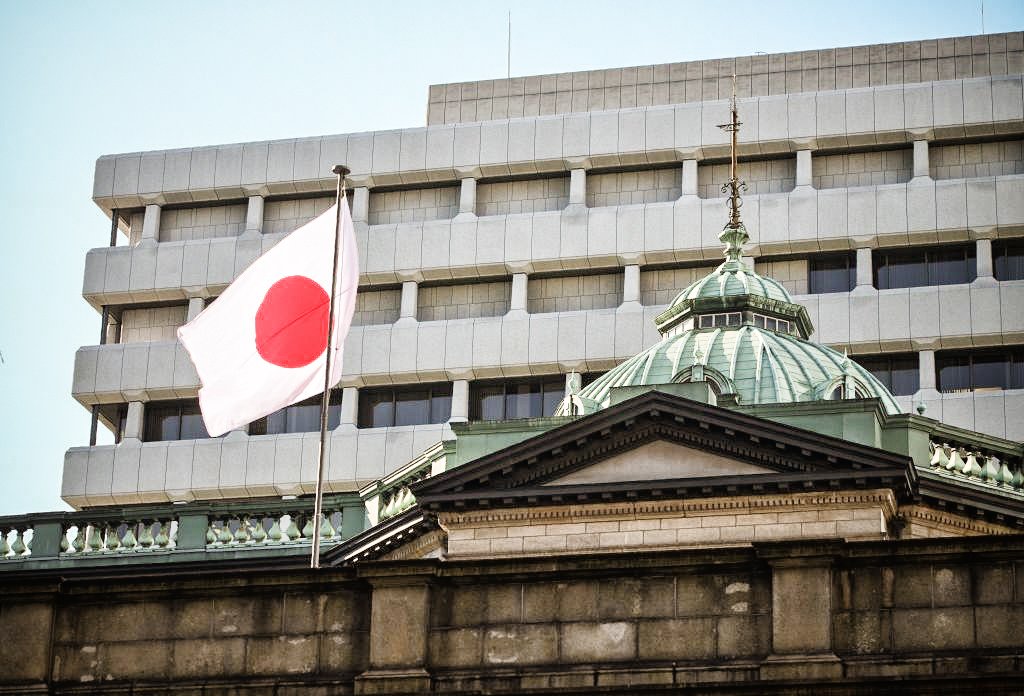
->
left=399, top=281, right=419, bottom=321
left=458, top=177, right=477, bottom=216
left=795, top=150, right=813, bottom=188
left=449, top=379, right=469, bottom=423
left=243, top=194, right=264, bottom=236
left=919, top=349, right=937, bottom=392
left=760, top=548, right=842, bottom=681
left=140, top=204, right=161, bottom=245
left=681, top=159, right=698, bottom=196
left=509, top=272, right=528, bottom=312
left=340, top=386, right=358, bottom=427
left=352, top=186, right=370, bottom=223
left=356, top=572, right=433, bottom=694
left=912, top=140, right=930, bottom=179
left=123, top=401, right=145, bottom=441
left=569, top=168, right=587, bottom=206
left=975, top=238, right=996, bottom=284
left=187, top=297, right=206, bottom=322
left=622, top=264, right=641, bottom=304
left=855, top=248, right=874, bottom=289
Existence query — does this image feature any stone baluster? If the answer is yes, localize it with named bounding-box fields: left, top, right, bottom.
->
left=268, top=513, right=284, bottom=544
left=104, top=525, right=121, bottom=552
left=286, top=512, right=302, bottom=543
left=0, top=527, right=9, bottom=558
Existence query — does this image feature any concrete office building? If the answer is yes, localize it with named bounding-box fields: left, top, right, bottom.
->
left=60, top=30, right=1024, bottom=507
left=1, top=30, right=1024, bottom=694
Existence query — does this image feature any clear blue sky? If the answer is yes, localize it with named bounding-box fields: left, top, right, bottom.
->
left=1, top=0, right=1021, bottom=515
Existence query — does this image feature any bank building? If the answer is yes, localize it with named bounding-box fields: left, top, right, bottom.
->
left=2, top=30, right=1024, bottom=694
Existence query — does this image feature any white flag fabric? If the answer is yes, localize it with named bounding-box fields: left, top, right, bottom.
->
left=177, top=203, right=359, bottom=437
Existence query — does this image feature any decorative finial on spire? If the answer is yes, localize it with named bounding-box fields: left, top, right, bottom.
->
left=716, top=73, right=749, bottom=263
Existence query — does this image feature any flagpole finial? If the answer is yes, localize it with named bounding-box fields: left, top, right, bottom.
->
left=332, top=165, right=350, bottom=177
left=716, top=72, right=749, bottom=263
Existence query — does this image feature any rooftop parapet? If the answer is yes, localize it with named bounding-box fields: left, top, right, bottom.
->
left=426, top=32, right=1024, bottom=124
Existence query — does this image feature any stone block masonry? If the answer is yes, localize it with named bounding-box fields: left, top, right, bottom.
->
left=5, top=536, right=1023, bottom=692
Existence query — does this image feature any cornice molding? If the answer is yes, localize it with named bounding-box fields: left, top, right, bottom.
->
left=440, top=489, right=898, bottom=527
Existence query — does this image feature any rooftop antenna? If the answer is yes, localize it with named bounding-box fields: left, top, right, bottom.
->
left=716, top=74, right=749, bottom=262
left=981, top=0, right=985, bottom=34
left=507, top=11, right=512, bottom=79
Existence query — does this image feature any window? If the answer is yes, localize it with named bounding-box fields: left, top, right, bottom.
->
left=698, top=312, right=742, bottom=329
left=752, top=314, right=791, bottom=333
left=874, top=245, right=976, bottom=289
left=248, top=392, right=342, bottom=435
left=936, top=347, right=1024, bottom=393
left=809, top=253, right=856, bottom=294
left=358, top=383, right=453, bottom=428
left=854, top=354, right=920, bottom=396
left=994, top=240, right=1024, bottom=281
left=470, top=377, right=566, bottom=421
left=144, top=400, right=209, bottom=441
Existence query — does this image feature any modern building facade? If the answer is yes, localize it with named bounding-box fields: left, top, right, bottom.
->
left=1, top=30, right=1024, bottom=695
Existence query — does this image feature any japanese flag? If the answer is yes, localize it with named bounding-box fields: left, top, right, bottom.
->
left=177, top=203, right=359, bottom=437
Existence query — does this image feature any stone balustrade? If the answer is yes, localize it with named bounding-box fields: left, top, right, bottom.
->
left=0, top=495, right=363, bottom=568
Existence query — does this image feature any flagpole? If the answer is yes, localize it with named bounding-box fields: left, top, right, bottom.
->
left=311, top=164, right=350, bottom=569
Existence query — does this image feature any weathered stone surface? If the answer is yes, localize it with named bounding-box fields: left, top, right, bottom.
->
left=171, top=637, right=247, bottom=678
left=716, top=614, right=770, bottom=659
left=638, top=618, right=716, bottom=660
left=0, top=602, right=53, bottom=681
left=771, top=564, right=833, bottom=653
left=975, top=605, right=1024, bottom=648
left=560, top=621, right=637, bottom=662
left=598, top=576, right=674, bottom=619
left=428, top=627, right=482, bottom=668
left=891, top=607, right=975, bottom=651
left=484, top=624, right=559, bottom=665
left=523, top=579, right=600, bottom=622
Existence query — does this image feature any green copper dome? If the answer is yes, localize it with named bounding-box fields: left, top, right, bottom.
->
left=557, top=217, right=902, bottom=417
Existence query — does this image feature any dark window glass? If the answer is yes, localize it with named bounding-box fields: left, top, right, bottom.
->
left=115, top=405, right=128, bottom=444
left=395, top=389, right=429, bottom=426
left=809, top=253, right=856, bottom=294
left=994, top=240, right=1024, bottom=281
left=874, top=245, right=976, bottom=289
left=469, top=377, right=567, bottom=420
left=358, top=383, right=452, bottom=428
left=936, top=347, right=1024, bottom=392
left=854, top=354, right=920, bottom=396
left=144, top=401, right=209, bottom=441
left=250, top=392, right=342, bottom=435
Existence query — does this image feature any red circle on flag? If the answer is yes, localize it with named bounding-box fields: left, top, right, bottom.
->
left=254, top=275, right=329, bottom=368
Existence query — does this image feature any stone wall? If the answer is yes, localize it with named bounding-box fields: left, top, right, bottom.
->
left=476, top=177, right=568, bottom=216
left=639, top=264, right=718, bottom=306
left=353, top=288, right=402, bottom=327
left=2, top=535, right=1023, bottom=693
left=527, top=272, right=623, bottom=313
left=754, top=258, right=810, bottom=296
left=159, top=203, right=247, bottom=242
left=368, top=186, right=459, bottom=225
left=0, top=569, right=369, bottom=692
left=418, top=280, right=512, bottom=321
left=263, top=196, right=334, bottom=234
left=698, top=158, right=796, bottom=198
left=586, top=169, right=681, bottom=207
left=930, top=138, right=1024, bottom=179
left=812, top=148, right=913, bottom=189
left=119, top=304, right=188, bottom=343
left=441, top=493, right=894, bottom=559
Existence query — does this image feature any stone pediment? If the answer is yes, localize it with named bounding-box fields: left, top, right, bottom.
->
left=412, top=391, right=915, bottom=513
left=542, top=440, right=776, bottom=485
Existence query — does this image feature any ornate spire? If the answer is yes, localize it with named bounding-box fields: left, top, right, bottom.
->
left=717, top=73, right=748, bottom=262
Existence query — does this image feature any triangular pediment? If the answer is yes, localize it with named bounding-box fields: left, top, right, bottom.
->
left=412, top=391, right=914, bottom=513
left=543, top=440, right=775, bottom=486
